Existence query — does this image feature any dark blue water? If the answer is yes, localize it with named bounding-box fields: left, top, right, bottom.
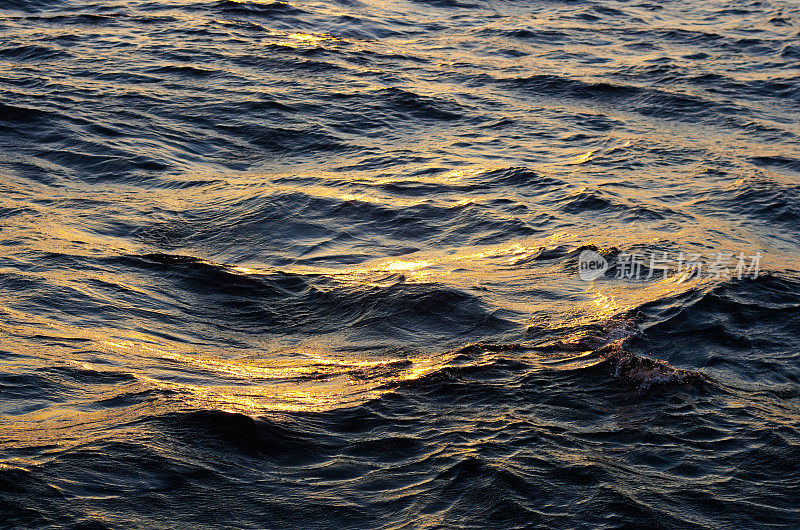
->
left=1, top=0, right=799, bottom=527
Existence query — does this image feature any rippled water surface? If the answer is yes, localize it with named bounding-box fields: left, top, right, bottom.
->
left=2, top=0, right=800, bottom=527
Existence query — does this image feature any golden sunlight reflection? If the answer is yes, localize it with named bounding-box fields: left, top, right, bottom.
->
left=384, top=260, right=431, bottom=272
left=4, top=168, right=793, bottom=425
left=591, top=291, right=622, bottom=319
left=90, top=337, right=450, bottom=414
left=287, top=32, right=338, bottom=45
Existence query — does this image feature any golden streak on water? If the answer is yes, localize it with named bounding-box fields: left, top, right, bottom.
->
left=384, top=260, right=431, bottom=272
left=574, top=151, right=596, bottom=164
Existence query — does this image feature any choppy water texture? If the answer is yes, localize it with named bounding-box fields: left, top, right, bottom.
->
left=1, top=0, right=800, bottom=527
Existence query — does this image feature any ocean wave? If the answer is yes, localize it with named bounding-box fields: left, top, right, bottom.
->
left=119, top=253, right=515, bottom=340
left=2, top=0, right=800, bottom=525
left=211, top=0, right=308, bottom=17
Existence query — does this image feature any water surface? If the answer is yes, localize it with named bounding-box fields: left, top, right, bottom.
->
left=1, top=0, right=800, bottom=526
